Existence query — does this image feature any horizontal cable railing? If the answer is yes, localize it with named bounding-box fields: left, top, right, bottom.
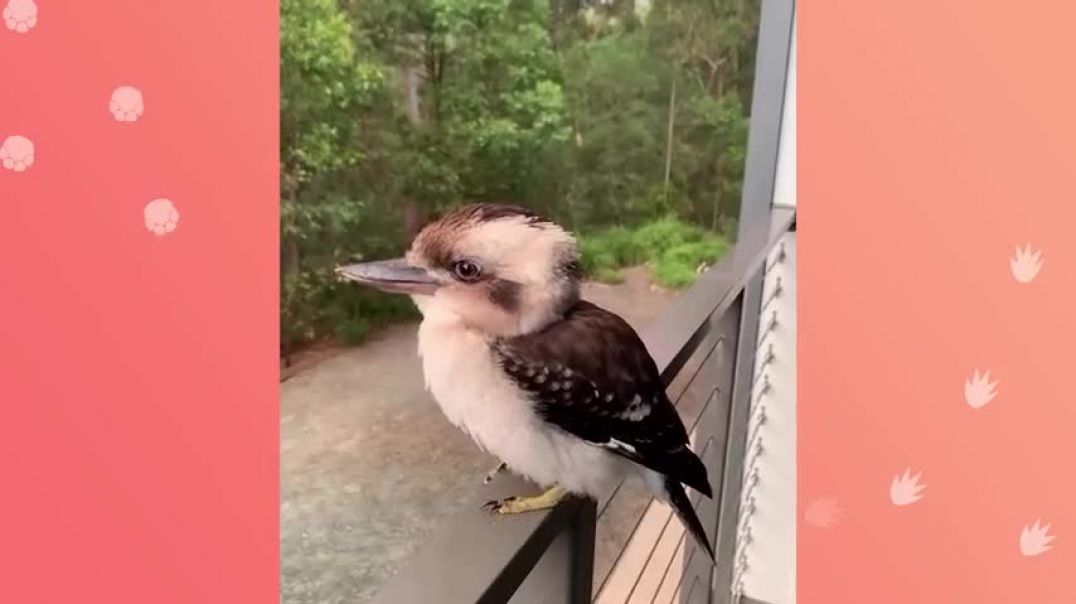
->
left=369, top=208, right=795, bottom=604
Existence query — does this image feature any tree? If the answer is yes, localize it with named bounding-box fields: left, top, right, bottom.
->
left=280, top=0, right=383, bottom=352
left=279, top=0, right=762, bottom=354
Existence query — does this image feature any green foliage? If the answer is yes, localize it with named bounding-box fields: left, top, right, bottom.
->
left=562, top=32, right=665, bottom=225
left=281, top=0, right=761, bottom=355
left=663, top=239, right=728, bottom=267
left=578, top=239, right=617, bottom=277
left=652, top=260, right=698, bottom=289
left=578, top=217, right=731, bottom=289
left=595, top=266, right=626, bottom=284
left=280, top=0, right=381, bottom=186
left=653, top=238, right=729, bottom=288
left=578, top=225, right=645, bottom=276
left=280, top=0, right=392, bottom=353
left=633, top=216, right=705, bottom=256
left=282, top=266, right=421, bottom=353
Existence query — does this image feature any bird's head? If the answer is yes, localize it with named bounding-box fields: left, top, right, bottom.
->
left=336, top=203, right=582, bottom=336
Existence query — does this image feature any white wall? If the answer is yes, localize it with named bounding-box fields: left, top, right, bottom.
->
left=736, top=231, right=796, bottom=604
left=736, top=11, right=797, bottom=604
left=772, top=20, right=797, bottom=209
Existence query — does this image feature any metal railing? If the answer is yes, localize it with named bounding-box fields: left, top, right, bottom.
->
left=369, top=0, right=795, bottom=600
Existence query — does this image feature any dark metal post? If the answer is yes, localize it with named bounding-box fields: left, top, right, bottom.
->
left=505, top=495, right=595, bottom=604
left=709, top=278, right=764, bottom=604
left=736, top=0, right=796, bottom=242
left=568, top=500, right=596, bottom=603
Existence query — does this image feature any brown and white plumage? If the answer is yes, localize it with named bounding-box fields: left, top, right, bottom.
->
left=336, top=203, right=714, bottom=560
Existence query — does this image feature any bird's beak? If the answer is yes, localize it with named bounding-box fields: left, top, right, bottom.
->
left=335, top=258, right=442, bottom=295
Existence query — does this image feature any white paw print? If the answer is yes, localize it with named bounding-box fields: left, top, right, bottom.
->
left=3, top=0, right=36, bottom=33
left=1, top=135, right=34, bottom=171
left=964, top=369, right=998, bottom=410
left=1011, top=244, right=1044, bottom=284
left=890, top=469, right=926, bottom=506
left=1020, top=520, right=1056, bottom=557
left=110, top=86, right=144, bottom=122
left=803, top=497, right=842, bottom=529
left=144, top=198, right=179, bottom=236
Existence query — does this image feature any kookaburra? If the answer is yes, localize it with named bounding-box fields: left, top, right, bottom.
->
left=336, top=203, right=714, bottom=559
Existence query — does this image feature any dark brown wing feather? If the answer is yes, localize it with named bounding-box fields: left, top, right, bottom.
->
left=493, top=301, right=712, bottom=497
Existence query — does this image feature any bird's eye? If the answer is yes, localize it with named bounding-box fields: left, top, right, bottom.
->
left=452, top=259, right=482, bottom=281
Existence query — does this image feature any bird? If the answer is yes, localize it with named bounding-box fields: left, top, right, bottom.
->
left=335, top=203, right=715, bottom=560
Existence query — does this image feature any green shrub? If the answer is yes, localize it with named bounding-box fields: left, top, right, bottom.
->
left=578, top=237, right=619, bottom=275
left=652, top=258, right=698, bottom=288
left=602, top=226, right=646, bottom=265
left=595, top=266, right=625, bottom=284
left=577, top=217, right=728, bottom=290
left=282, top=266, right=420, bottom=354
left=334, top=317, right=371, bottom=345
left=662, top=238, right=728, bottom=267
left=579, top=225, right=645, bottom=275
left=631, top=216, right=704, bottom=258
left=652, top=235, right=729, bottom=288
left=353, top=289, right=420, bottom=327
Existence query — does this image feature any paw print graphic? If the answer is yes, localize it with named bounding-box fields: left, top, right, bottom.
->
left=1, top=135, right=34, bottom=171
left=144, top=198, right=179, bottom=236
left=890, top=469, right=926, bottom=506
left=1020, top=520, right=1056, bottom=557
left=804, top=497, right=842, bottom=528
left=3, top=0, right=36, bottom=33
left=110, top=86, right=145, bottom=122
left=1010, top=244, right=1044, bottom=284
left=964, top=369, right=998, bottom=410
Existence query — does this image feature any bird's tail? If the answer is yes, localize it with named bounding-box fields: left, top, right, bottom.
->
left=664, top=476, right=715, bottom=563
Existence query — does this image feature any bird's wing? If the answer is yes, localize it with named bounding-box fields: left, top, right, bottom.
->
left=493, top=301, right=712, bottom=497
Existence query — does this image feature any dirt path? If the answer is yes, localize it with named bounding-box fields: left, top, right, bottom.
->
left=280, top=267, right=675, bottom=604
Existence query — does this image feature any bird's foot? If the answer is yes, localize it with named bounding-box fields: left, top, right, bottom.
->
left=483, top=461, right=508, bottom=485
left=482, top=485, right=567, bottom=515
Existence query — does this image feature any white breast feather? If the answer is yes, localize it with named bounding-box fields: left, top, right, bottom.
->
left=415, top=306, right=628, bottom=498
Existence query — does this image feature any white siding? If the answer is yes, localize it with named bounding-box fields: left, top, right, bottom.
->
left=737, top=13, right=797, bottom=604
left=736, top=231, right=796, bottom=604
left=772, top=19, right=796, bottom=209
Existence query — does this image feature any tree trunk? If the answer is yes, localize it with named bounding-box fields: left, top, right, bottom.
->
left=662, top=75, right=677, bottom=204
left=401, top=56, right=427, bottom=238
left=283, top=237, right=300, bottom=279
left=712, top=154, right=725, bottom=231
left=281, top=221, right=300, bottom=367
left=402, top=200, right=425, bottom=238
left=281, top=173, right=302, bottom=281
left=711, top=178, right=723, bottom=230
left=402, top=61, right=424, bottom=126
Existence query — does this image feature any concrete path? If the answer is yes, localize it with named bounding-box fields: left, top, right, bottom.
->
left=281, top=267, right=675, bottom=604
